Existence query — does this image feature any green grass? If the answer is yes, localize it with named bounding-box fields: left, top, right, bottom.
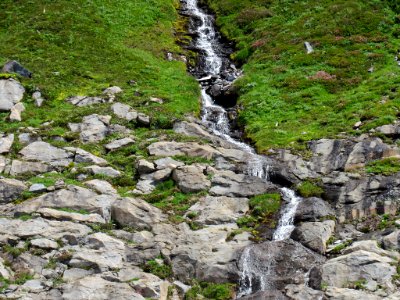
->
left=207, top=0, right=400, bottom=151
left=143, top=259, right=173, bottom=279
left=185, top=282, right=235, bottom=300
left=296, top=180, right=324, bottom=198
left=366, top=157, right=400, bottom=175
left=0, top=0, right=200, bottom=133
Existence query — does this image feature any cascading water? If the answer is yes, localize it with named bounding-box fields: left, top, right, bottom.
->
left=183, top=0, right=302, bottom=297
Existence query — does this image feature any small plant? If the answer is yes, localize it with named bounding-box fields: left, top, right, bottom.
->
left=143, top=259, right=173, bottom=279
left=366, top=158, right=400, bottom=176
left=296, top=181, right=324, bottom=198
left=185, top=282, right=235, bottom=300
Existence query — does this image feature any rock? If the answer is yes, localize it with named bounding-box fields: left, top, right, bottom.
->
left=136, top=159, right=156, bottom=175
left=137, top=113, right=150, bottom=126
left=375, top=124, right=400, bottom=136
left=172, top=164, right=211, bottom=193
left=148, top=141, right=220, bottom=160
left=67, top=147, right=108, bottom=166
left=84, top=179, right=117, bottom=195
left=353, top=121, right=362, bottom=129
left=0, top=78, right=25, bottom=111
left=84, top=165, right=121, bottom=178
left=343, top=240, right=400, bottom=260
left=9, top=102, right=25, bottom=121
left=18, top=132, right=41, bottom=146
left=9, top=160, right=51, bottom=176
left=238, top=290, right=289, bottom=300
left=149, top=97, right=163, bottom=104
left=210, top=170, right=276, bottom=197
left=0, top=178, right=27, bottom=203
left=63, top=268, right=94, bottom=282
left=324, top=287, right=383, bottom=300
left=105, top=137, right=135, bottom=151
left=0, top=155, right=6, bottom=173
left=187, top=196, right=249, bottom=225
left=61, top=275, right=144, bottom=300
left=69, top=114, right=111, bottom=143
left=111, top=102, right=138, bottom=121
left=2, top=61, right=32, bottom=77
left=112, top=197, right=166, bottom=230
left=66, top=96, right=105, bottom=107
left=0, top=257, right=12, bottom=280
left=284, top=284, right=324, bottom=300
left=103, top=86, right=123, bottom=101
left=290, top=220, right=335, bottom=254
left=0, top=133, right=14, bottom=154
left=21, top=279, right=45, bottom=292
left=154, top=157, right=184, bottom=170
left=382, top=230, right=400, bottom=251
left=20, top=141, right=73, bottom=167
left=37, top=207, right=106, bottom=224
left=30, top=238, right=59, bottom=249
left=32, top=90, right=45, bottom=107
left=321, top=250, right=397, bottom=292
left=29, top=183, right=47, bottom=193
left=15, top=185, right=115, bottom=221
left=0, top=218, right=91, bottom=241
left=294, top=197, right=335, bottom=222
left=238, top=240, right=325, bottom=293
left=173, top=121, right=218, bottom=143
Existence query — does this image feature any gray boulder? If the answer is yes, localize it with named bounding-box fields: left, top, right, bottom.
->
left=172, top=164, right=211, bottom=193
left=69, top=114, right=111, bottom=143
left=84, top=179, right=117, bottom=195
left=66, top=147, right=108, bottom=166
left=148, top=141, right=219, bottom=160
left=2, top=61, right=32, bottom=78
left=0, top=178, right=27, bottom=203
left=382, top=230, right=400, bottom=251
left=0, top=78, right=25, bottom=111
left=84, top=165, right=121, bottom=178
left=111, top=102, right=138, bottom=121
left=9, top=160, right=51, bottom=176
left=0, top=133, right=14, bottom=154
left=20, top=141, right=73, bottom=167
left=294, top=197, right=335, bottom=222
left=154, top=157, right=184, bottom=170
left=136, top=159, right=156, bottom=175
left=105, top=137, right=135, bottom=151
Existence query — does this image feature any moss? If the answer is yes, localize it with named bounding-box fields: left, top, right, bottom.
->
left=143, top=259, right=173, bottom=279
left=366, top=158, right=400, bottom=176
left=185, top=282, right=235, bottom=300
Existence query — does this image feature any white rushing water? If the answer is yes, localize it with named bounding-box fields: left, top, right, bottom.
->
left=186, top=0, right=303, bottom=296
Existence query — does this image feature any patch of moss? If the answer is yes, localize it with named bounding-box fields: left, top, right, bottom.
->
left=143, top=259, right=173, bottom=279
left=185, top=282, right=235, bottom=300
left=296, top=181, right=324, bottom=198
left=366, top=158, right=400, bottom=176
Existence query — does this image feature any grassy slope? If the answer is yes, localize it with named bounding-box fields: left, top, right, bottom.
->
left=0, top=0, right=199, bottom=132
left=207, top=0, right=400, bottom=152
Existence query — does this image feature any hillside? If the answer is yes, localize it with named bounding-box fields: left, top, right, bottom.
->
left=207, top=0, right=400, bottom=152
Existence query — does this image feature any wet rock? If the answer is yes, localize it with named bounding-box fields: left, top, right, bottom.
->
left=291, top=220, right=335, bottom=254
left=187, top=196, right=249, bottom=225
left=172, top=164, right=211, bottom=193
left=84, top=165, right=121, bottom=178
left=84, top=179, right=117, bottom=195
left=0, top=133, right=14, bottom=154
left=2, top=61, right=32, bottom=78
left=105, top=137, right=135, bottom=151
left=148, top=141, right=220, bottom=160
left=0, top=78, right=25, bottom=111
left=61, top=275, right=144, bottom=300
left=0, top=178, right=27, bottom=203
left=210, top=170, right=276, bottom=197
left=238, top=240, right=325, bottom=292
left=20, top=141, right=73, bottom=167
left=9, top=160, right=51, bottom=176
left=294, top=197, right=335, bottom=222
left=9, top=102, right=25, bottom=121
left=69, top=114, right=111, bottom=143
left=112, top=197, right=167, bottom=230
left=111, top=102, right=138, bottom=121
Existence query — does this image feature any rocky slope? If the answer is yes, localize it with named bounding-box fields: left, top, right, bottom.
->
left=0, top=75, right=400, bottom=299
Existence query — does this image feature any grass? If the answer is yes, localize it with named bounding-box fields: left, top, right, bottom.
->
left=366, top=157, right=400, bottom=175
left=0, top=0, right=200, bottom=134
left=143, top=259, right=173, bottom=279
left=0, top=273, right=34, bottom=293
left=296, top=180, right=324, bottom=198
left=207, top=0, right=400, bottom=151
left=185, top=282, right=235, bottom=300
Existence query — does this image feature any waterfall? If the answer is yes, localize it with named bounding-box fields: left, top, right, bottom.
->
left=184, top=0, right=302, bottom=297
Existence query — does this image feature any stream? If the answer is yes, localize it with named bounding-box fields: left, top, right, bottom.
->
left=182, top=0, right=302, bottom=297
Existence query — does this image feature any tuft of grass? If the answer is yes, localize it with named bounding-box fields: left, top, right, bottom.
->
left=185, top=282, right=235, bottom=300
left=296, top=181, right=324, bottom=198
left=366, top=158, right=400, bottom=176
left=143, top=259, right=173, bottom=279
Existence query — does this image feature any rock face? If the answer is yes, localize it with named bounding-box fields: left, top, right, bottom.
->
left=0, top=78, right=25, bottom=111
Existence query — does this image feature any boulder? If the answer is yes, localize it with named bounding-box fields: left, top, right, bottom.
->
left=37, top=207, right=106, bottom=224
left=154, top=157, right=184, bottom=170
left=237, top=240, right=325, bottom=293
left=382, top=230, right=400, bottom=251
left=0, top=133, right=14, bottom=154
left=0, top=178, right=27, bottom=203
left=20, top=141, right=73, bottom=167
left=69, top=114, right=111, bottom=143
left=187, top=196, right=249, bottom=225
left=290, top=220, right=335, bottom=254
left=148, top=141, right=220, bottom=160
left=210, top=170, right=275, bottom=197
left=61, top=275, right=144, bottom=300
left=136, top=159, right=156, bottom=175
left=9, top=102, right=25, bottom=121
left=9, top=160, right=51, bottom=176
left=67, top=96, right=105, bottom=107
left=30, top=238, right=59, bottom=249
left=284, top=284, right=324, bottom=300
left=84, top=165, right=121, bottom=178
left=84, top=179, right=117, bottom=195
left=294, top=197, right=335, bottom=222
left=66, top=147, right=108, bottom=166
left=375, top=124, right=400, bottom=137
left=0, top=78, right=25, bottom=111
left=111, top=102, right=138, bottom=121
left=137, top=113, right=150, bottom=126
left=172, top=164, right=211, bottom=193
left=112, top=197, right=166, bottom=230
left=343, top=240, right=400, bottom=260
left=2, top=61, right=32, bottom=78
left=324, top=287, right=383, bottom=300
